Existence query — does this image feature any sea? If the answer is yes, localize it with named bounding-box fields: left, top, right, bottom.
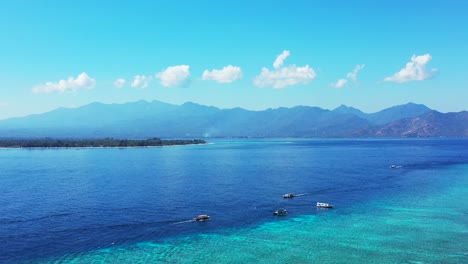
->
left=0, top=139, right=467, bottom=263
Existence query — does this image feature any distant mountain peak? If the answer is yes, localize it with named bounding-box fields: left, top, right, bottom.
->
left=332, top=104, right=366, bottom=117
left=335, top=104, right=349, bottom=108
left=405, top=102, right=422, bottom=106
left=182, top=101, right=201, bottom=106
left=367, top=102, right=432, bottom=125
left=389, top=102, right=430, bottom=110
left=182, top=101, right=219, bottom=109
left=334, top=104, right=356, bottom=111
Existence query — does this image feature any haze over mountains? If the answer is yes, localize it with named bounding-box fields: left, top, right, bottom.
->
left=0, top=101, right=466, bottom=138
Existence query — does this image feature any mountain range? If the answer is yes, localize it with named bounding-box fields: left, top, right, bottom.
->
left=0, top=101, right=466, bottom=138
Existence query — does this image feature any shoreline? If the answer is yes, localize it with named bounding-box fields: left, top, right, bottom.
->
left=0, top=138, right=207, bottom=149
left=0, top=142, right=209, bottom=150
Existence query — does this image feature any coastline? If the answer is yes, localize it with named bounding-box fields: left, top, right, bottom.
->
left=0, top=142, right=209, bottom=150
left=0, top=138, right=207, bottom=149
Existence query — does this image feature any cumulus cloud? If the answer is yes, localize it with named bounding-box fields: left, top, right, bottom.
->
left=131, top=75, right=151, bottom=89
left=346, top=64, right=365, bottom=81
left=254, top=51, right=316, bottom=89
left=384, top=54, right=437, bottom=83
left=32, top=72, right=96, bottom=93
left=202, top=65, right=243, bottom=83
left=113, top=78, right=126, bottom=88
left=273, top=50, right=290, bottom=69
left=331, top=64, right=365, bottom=88
left=156, top=65, right=190, bottom=87
left=332, top=79, right=348, bottom=88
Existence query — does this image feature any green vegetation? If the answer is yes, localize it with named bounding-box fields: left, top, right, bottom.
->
left=0, top=138, right=206, bottom=148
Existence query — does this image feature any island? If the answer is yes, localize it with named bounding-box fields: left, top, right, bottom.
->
left=0, top=138, right=206, bottom=148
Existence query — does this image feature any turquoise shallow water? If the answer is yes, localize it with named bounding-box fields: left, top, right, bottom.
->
left=38, top=163, right=468, bottom=264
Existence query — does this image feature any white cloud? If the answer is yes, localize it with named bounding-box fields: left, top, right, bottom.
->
left=202, top=65, right=243, bottom=83
left=331, top=64, right=365, bottom=88
left=0, top=102, right=8, bottom=107
left=131, top=75, right=151, bottom=89
left=346, top=64, right=365, bottom=81
left=113, top=78, right=126, bottom=88
left=32, top=72, right=96, bottom=93
left=273, top=50, right=290, bottom=69
left=156, top=65, right=190, bottom=87
left=254, top=51, right=316, bottom=89
left=384, top=54, right=437, bottom=83
left=332, top=79, right=348, bottom=88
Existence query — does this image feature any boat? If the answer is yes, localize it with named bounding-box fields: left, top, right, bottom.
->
left=283, top=193, right=295, bottom=198
left=316, top=202, right=333, bottom=208
left=273, top=209, right=288, bottom=216
left=390, top=165, right=401, bottom=169
left=195, top=214, right=210, bottom=221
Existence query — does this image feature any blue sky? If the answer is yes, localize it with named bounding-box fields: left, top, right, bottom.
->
left=0, top=0, right=467, bottom=119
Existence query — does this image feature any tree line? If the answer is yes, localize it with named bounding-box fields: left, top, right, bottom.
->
left=0, top=138, right=206, bottom=148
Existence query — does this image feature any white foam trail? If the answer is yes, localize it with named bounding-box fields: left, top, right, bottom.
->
left=171, top=219, right=196, bottom=225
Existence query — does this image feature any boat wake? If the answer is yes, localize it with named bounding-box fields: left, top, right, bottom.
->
left=285, top=184, right=401, bottom=199
left=292, top=193, right=309, bottom=197
left=170, top=219, right=197, bottom=225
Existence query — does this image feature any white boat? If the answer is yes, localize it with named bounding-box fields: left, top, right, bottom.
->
left=316, top=202, right=333, bottom=208
left=195, top=214, right=210, bottom=221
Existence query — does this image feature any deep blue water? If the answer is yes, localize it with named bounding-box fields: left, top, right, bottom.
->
left=0, top=139, right=467, bottom=263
